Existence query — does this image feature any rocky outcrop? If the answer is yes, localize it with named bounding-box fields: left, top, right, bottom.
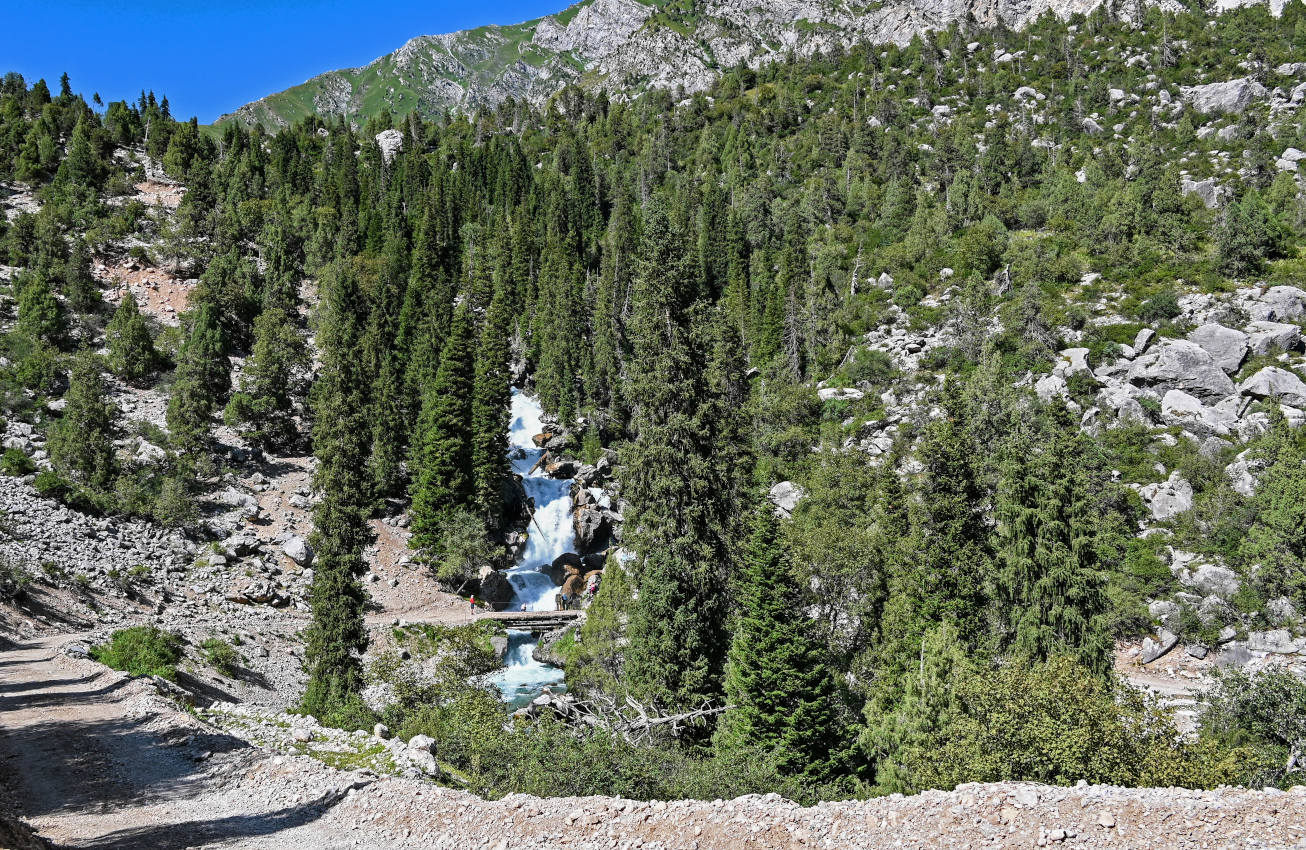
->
left=1181, top=78, right=1268, bottom=114
left=1239, top=366, right=1306, bottom=408
left=1127, top=339, right=1236, bottom=402
left=1186, top=324, right=1247, bottom=374
left=223, top=0, right=1124, bottom=130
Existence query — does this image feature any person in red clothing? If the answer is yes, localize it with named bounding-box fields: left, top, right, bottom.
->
left=469, top=595, right=476, bottom=613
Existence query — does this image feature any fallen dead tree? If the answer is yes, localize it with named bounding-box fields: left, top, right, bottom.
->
left=511, top=687, right=728, bottom=744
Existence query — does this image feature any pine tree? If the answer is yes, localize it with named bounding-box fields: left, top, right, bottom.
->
left=716, top=506, right=850, bottom=784
left=224, top=306, right=307, bottom=452
left=49, top=353, right=117, bottom=489
left=993, top=406, right=1110, bottom=675
left=469, top=281, right=513, bottom=529
left=105, top=292, right=155, bottom=386
left=620, top=197, right=734, bottom=712
left=16, top=273, right=63, bottom=346
left=409, top=301, right=475, bottom=553
left=301, top=260, right=375, bottom=720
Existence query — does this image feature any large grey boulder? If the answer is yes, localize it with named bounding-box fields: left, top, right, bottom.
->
left=818, top=387, right=865, bottom=402
left=1133, top=472, right=1194, bottom=521
left=1180, top=177, right=1225, bottom=208
left=1127, top=339, right=1236, bottom=402
left=1186, top=324, right=1247, bottom=374
left=1097, top=380, right=1150, bottom=424
left=1181, top=78, right=1268, bottom=114
left=1178, top=563, right=1241, bottom=600
left=1239, top=366, right=1306, bottom=408
left=1225, top=453, right=1264, bottom=497
left=768, top=481, right=806, bottom=518
left=1246, top=320, right=1302, bottom=355
left=282, top=535, right=313, bottom=566
left=1141, top=629, right=1180, bottom=663
left=1160, top=389, right=1236, bottom=437
left=375, top=129, right=404, bottom=165
left=1247, top=629, right=1304, bottom=654
left=1245, top=285, right=1306, bottom=322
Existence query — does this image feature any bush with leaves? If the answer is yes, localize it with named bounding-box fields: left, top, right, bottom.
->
left=899, top=657, right=1213, bottom=792
left=1199, top=667, right=1306, bottom=787
left=201, top=638, right=242, bottom=677
left=90, top=626, right=183, bottom=680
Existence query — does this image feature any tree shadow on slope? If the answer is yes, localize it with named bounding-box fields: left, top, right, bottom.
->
left=76, top=785, right=356, bottom=850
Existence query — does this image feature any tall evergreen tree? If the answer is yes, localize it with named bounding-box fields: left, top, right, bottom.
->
left=49, top=353, right=117, bottom=489
left=993, top=406, right=1110, bottom=675
left=105, top=292, right=155, bottom=385
left=620, top=198, right=734, bottom=711
left=409, top=301, right=476, bottom=553
left=716, top=506, right=850, bottom=784
left=470, top=281, right=513, bottom=529
left=302, top=261, right=375, bottom=719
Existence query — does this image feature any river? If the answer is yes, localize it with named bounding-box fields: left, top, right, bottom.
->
left=488, top=391, right=572, bottom=707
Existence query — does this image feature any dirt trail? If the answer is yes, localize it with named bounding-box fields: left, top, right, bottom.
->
left=0, top=635, right=361, bottom=849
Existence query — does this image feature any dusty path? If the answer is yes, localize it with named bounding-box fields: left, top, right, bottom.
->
left=0, top=634, right=363, bottom=849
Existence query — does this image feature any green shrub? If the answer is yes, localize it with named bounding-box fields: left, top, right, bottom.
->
left=1198, top=667, right=1306, bottom=788
left=0, top=557, right=32, bottom=601
left=1, top=447, right=35, bottom=476
left=90, top=626, right=184, bottom=680
left=201, top=637, right=242, bottom=676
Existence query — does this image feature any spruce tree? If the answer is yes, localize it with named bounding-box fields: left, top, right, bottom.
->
left=49, top=353, right=117, bottom=490
left=717, top=506, right=849, bottom=784
left=409, top=301, right=475, bottom=553
left=470, top=282, right=512, bottom=529
left=224, top=306, right=307, bottom=452
left=105, top=292, right=155, bottom=386
left=302, top=261, right=374, bottom=720
left=993, top=407, right=1110, bottom=675
left=620, top=197, right=734, bottom=711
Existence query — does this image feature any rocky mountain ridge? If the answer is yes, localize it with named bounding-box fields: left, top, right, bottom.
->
left=223, top=0, right=1152, bottom=129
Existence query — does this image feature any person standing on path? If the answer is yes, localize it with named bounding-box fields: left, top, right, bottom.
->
left=469, top=595, right=476, bottom=614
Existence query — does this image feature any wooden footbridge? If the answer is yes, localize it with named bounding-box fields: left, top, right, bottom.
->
left=478, top=610, right=585, bottom=633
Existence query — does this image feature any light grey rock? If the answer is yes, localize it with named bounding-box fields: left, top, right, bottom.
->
left=817, top=387, right=865, bottom=402
left=1127, top=339, right=1236, bottom=402
left=407, top=734, right=436, bottom=754
left=1179, top=563, right=1241, bottom=600
left=373, top=723, right=391, bottom=740
left=1247, top=629, right=1302, bottom=654
left=1035, top=373, right=1068, bottom=403
left=1182, top=78, right=1268, bottom=114
left=374, top=129, right=403, bottom=165
left=1267, top=596, right=1298, bottom=625
left=768, top=481, right=806, bottom=518
left=1141, top=629, right=1180, bottom=663
left=1187, top=324, right=1248, bottom=374
left=1216, top=642, right=1254, bottom=668
left=1133, top=472, right=1194, bottom=521
left=1239, top=366, right=1306, bottom=408
left=1245, top=285, right=1306, bottom=322
left=1056, top=347, right=1093, bottom=377
left=282, top=535, right=313, bottom=566
left=1186, top=643, right=1208, bottom=660
left=1180, top=177, right=1225, bottom=208
left=1246, top=320, right=1302, bottom=355
left=1148, top=599, right=1180, bottom=625
left=1225, top=455, right=1262, bottom=497
left=1160, top=389, right=1236, bottom=437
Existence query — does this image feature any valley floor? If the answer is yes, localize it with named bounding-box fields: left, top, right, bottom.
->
left=2, top=633, right=1304, bottom=850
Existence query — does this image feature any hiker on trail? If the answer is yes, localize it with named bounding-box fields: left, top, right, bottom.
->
left=560, top=592, right=570, bottom=610
left=469, top=595, right=475, bottom=613
left=520, top=603, right=527, bottom=612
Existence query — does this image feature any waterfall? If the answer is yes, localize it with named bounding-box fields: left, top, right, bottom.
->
left=489, top=391, right=574, bottom=704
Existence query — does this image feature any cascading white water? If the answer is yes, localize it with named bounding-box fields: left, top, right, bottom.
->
left=490, top=391, right=575, bottom=705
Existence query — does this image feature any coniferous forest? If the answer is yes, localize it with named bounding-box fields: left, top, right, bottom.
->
left=3, top=1, right=1306, bottom=803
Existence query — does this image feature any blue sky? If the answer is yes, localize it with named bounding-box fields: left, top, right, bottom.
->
left=2, top=1, right=564, bottom=123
